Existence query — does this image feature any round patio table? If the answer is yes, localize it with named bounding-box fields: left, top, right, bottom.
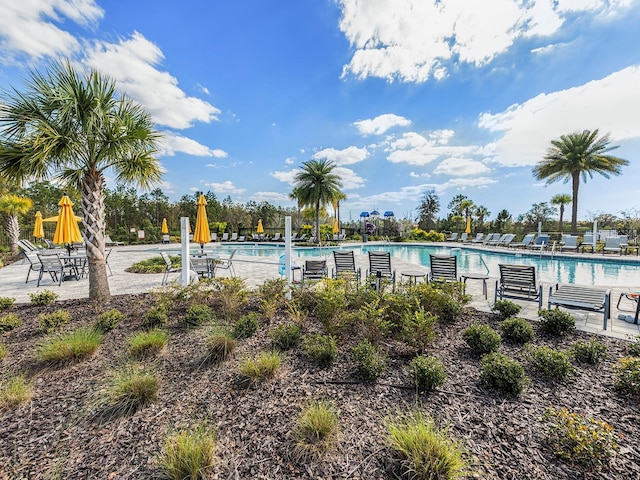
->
left=461, top=273, right=489, bottom=299
left=401, top=270, right=427, bottom=285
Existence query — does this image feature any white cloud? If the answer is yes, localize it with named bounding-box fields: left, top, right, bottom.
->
left=386, top=131, right=480, bottom=166
left=338, top=0, right=632, bottom=82
left=353, top=113, right=411, bottom=135
left=409, top=171, right=430, bottom=178
left=0, top=0, right=103, bottom=61
left=205, top=180, right=246, bottom=195
left=84, top=32, right=220, bottom=129
left=253, top=191, right=292, bottom=204
left=285, top=157, right=295, bottom=165
left=271, top=166, right=365, bottom=190
left=434, top=158, right=491, bottom=176
left=312, top=146, right=369, bottom=166
left=478, top=66, right=640, bottom=166
left=435, top=177, right=498, bottom=192
left=158, top=131, right=228, bottom=158
left=271, top=169, right=299, bottom=185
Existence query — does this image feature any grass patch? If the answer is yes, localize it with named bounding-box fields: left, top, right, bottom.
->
left=97, top=366, right=159, bottom=418
left=128, top=329, right=168, bottom=358
left=159, top=423, right=216, bottom=480
left=38, top=326, right=103, bottom=364
left=0, top=343, right=7, bottom=360
left=0, top=313, right=21, bottom=333
left=203, top=327, right=236, bottom=364
left=294, top=401, right=339, bottom=459
left=239, top=350, right=282, bottom=383
left=0, top=375, right=33, bottom=410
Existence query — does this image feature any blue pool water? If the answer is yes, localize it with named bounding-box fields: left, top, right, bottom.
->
left=161, top=243, right=640, bottom=287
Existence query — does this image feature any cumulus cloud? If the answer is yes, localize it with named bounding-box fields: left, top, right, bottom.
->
left=338, top=0, right=631, bottom=82
left=434, top=158, right=491, bottom=176
left=158, top=131, right=228, bottom=158
left=205, top=180, right=246, bottom=195
left=285, top=157, right=295, bottom=165
left=312, top=146, right=369, bottom=166
left=84, top=32, right=220, bottom=129
left=271, top=169, right=299, bottom=185
left=272, top=166, right=365, bottom=190
left=386, top=130, right=479, bottom=166
left=478, top=66, right=640, bottom=166
left=253, top=191, right=292, bottom=204
left=353, top=113, right=411, bottom=136
left=409, top=171, right=430, bottom=178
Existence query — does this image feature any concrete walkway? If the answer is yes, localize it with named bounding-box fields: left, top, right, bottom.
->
left=2, top=242, right=639, bottom=341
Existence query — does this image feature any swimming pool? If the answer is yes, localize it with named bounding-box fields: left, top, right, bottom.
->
left=157, top=242, right=640, bottom=287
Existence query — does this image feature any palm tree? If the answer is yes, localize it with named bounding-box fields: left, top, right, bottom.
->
left=0, top=194, right=33, bottom=256
left=533, top=130, right=628, bottom=234
left=472, top=205, right=490, bottom=231
left=0, top=60, right=162, bottom=302
left=293, top=159, right=343, bottom=245
left=550, top=193, right=572, bottom=234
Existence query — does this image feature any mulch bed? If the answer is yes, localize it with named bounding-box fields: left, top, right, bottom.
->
left=1, top=292, right=639, bottom=479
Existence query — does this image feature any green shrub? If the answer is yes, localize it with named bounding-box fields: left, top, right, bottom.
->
left=538, top=309, right=575, bottom=336
left=492, top=300, right=521, bottom=319
left=99, top=366, right=159, bottom=417
left=303, top=334, right=338, bottom=368
left=38, top=310, right=72, bottom=333
left=128, top=329, right=168, bottom=358
left=400, top=307, right=437, bottom=353
left=462, top=324, right=501, bottom=356
left=409, top=228, right=446, bottom=242
left=94, top=309, right=125, bottom=333
left=0, top=375, right=33, bottom=410
left=352, top=300, right=391, bottom=343
left=613, top=357, right=640, bottom=398
left=411, top=355, right=447, bottom=391
left=544, top=407, right=619, bottom=469
left=387, top=411, right=468, bottom=480
left=144, top=306, right=168, bottom=329
left=211, top=277, right=248, bottom=322
left=0, top=296, right=15, bottom=312
left=0, top=313, right=22, bottom=333
left=352, top=339, right=387, bottom=382
left=185, top=304, right=212, bottom=327
left=0, top=343, right=7, bottom=360
left=498, top=317, right=534, bottom=344
left=232, top=312, right=260, bottom=339
left=258, top=278, right=286, bottom=320
left=130, top=255, right=179, bottom=273
left=315, top=281, right=349, bottom=334
left=270, top=323, right=301, bottom=350
left=38, top=326, right=103, bottom=364
left=527, top=345, right=574, bottom=380
left=571, top=339, right=607, bottom=366
left=239, top=350, right=282, bottom=382
left=204, top=327, right=236, bottom=363
left=410, top=282, right=468, bottom=323
left=29, top=289, right=59, bottom=306
left=159, top=423, right=216, bottom=480
left=627, top=335, right=640, bottom=357
left=294, top=401, right=339, bottom=458
left=480, top=352, right=529, bottom=397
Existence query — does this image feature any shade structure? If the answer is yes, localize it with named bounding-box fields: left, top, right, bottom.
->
left=257, top=219, right=264, bottom=234
left=333, top=218, right=339, bottom=234
left=53, top=195, right=83, bottom=245
left=33, top=211, right=44, bottom=239
left=43, top=215, right=82, bottom=222
left=465, top=216, right=471, bottom=234
left=161, top=218, right=169, bottom=234
left=192, top=194, right=211, bottom=247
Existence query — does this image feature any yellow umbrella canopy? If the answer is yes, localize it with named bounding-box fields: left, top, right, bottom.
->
left=53, top=195, right=83, bottom=245
left=192, top=194, right=211, bottom=246
left=33, top=211, right=44, bottom=239
left=161, top=218, right=169, bottom=234
left=256, top=219, right=264, bottom=234
left=333, top=218, right=339, bottom=234
left=465, top=216, right=471, bottom=234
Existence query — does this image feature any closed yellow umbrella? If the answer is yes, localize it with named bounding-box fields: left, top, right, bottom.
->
left=33, top=211, right=44, bottom=239
left=333, top=218, right=339, bottom=234
left=465, top=216, right=471, bottom=234
left=256, top=219, right=264, bottom=234
left=161, top=218, right=169, bottom=234
left=53, top=195, right=83, bottom=247
left=192, top=194, right=211, bottom=252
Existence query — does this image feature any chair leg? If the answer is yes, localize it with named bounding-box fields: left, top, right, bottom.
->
left=37, top=269, right=44, bottom=287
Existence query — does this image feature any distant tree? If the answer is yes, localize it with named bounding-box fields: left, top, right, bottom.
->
left=492, top=209, right=513, bottom=232
left=417, top=190, right=440, bottom=231
left=472, top=205, right=490, bottom=231
left=447, top=194, right=470, bottom=216
left=533, top=130, right=628, bottom=234
left=550, top=194, right=572, bottom=234
left=0, top=194, right=33, bottom=255
left=19, top=181, right=66, bottom=217
left=522, top=202, right=557, bottom=230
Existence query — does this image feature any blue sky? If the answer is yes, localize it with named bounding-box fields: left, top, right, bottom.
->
left=0, top=0, right=639, bottom=223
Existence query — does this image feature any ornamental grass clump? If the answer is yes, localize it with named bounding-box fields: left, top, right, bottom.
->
left=184, top=304, right=212, bottom=327
left=411, top=355, right=447, bottom=392
left=462, top=323, right=501, bottom=357
left=0, top=296, right=15, bottom=312
left=387, top=411, right=468, bottom=480
left=203, top=326, right=236, bottom=364
left=352, top=339, right=387, bottom=382
left=0, top=313, right=21, bottom=333
left=527, top=345, right=574, bottom=380
left=232, top=312, right=260, bottom=339
left=0, top=343, right=7, bottom=360
left=498, top=317, right=534, bottom=344
left=571, top=339, right=607, bottom=366
left=270, top=323, right=301, bottom=350
left=0, top=375, right=33, bottom=410
left=94, top=308, right=125, bottom=333
left=492, top=300, right=521, bottom=319
left=613, top=357, right=640, bottom=399
left=128, top=329, right=168, bottom=358
left=38, top=326, right=103, bottom=365
left=480, top=352, right=529, bottom=397
left=29, top=289, right=59, bottom=306
left=159, top=423, right=216, bottom=480
left=538, top=308, right=575, bottom=336
left=38, top=310, right=72, bottom=333
left=294, top=401, right=339, bottom=459
left=239, top=350, right=282, bottom=383
left=543, top=407, right=619, bottom=469
left=303, top=333, right=338, bottom=368
left=98, top=366, right=159, bottom=418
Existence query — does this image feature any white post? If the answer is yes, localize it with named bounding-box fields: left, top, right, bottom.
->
left=538, top=221, right=542, bottom=237
left=285, top=216, right=292, bottom=300
left=180, top=217, right=190, bottom=286
left=593, top=220, right=598, bottom=251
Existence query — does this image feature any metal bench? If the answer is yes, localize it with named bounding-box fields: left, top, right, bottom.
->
left=548, top=284, right=611, bottom=329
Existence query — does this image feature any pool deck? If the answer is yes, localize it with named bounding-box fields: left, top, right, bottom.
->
left=2, top=242, right=639, bottom=341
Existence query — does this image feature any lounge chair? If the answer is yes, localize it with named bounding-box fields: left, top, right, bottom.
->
left=23, top=251, right=42, bottom=282
left=482, top=233, right=498, bottom=245
left=560, top=235, right=579, bottom=252
left=445, top=232, right=458, bottom=242
left=602, top=236, right=622, bottom=255
left=332, top=250, right=361, bottom=281
left=528, top=234, right=549, bottom=251
left=580, top=234, right=595, bottom=253
left=290, top=233, right=299, bottom=242
left=297, top=234, right=308, bottom=243
left=272, top=232, right=282, bottom=242
left=495, top=264, right=543, bottom=308
left=488, top=234, right=508, bottom=246
left=616, top=291, right=640, bottom=324
left=497, top=233, right=516, bottom=248
left=161, top=252, right=181, bottom=285
left=161, top=234, right=170, bottom=244
left=237, top=235, right=246, bottom=242
left=190, top=256, right=213, bottom=279
left=428, top=254, right=459, bottom=283
left=230, top=233, right=238, bottom=242
left=548, top=283, right=611, bottom=329
left=302, top=259, right=328, bottom=283
left=366, top=251, right=396, bottom=290
left=459, top=233, right=468, bottom=243
left=104, top=234, right=124, bottom=246
left=211, top=233, right=217, bottom=242
left=36, top=253, right=70, bottom=287
left=18, top=239, right=39, bottom=252
left=470, top=233, right=484, bottom=243
left=221, top=232, right=229, bottom=241
left=511, top=233, right=535, bottom=249
left=214, top=249, right=236, bottom=277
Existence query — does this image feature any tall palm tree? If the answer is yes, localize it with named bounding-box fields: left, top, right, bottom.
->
left=472, top=205, right=490, bottom=231
left=293, top=159, right=343, bottom=245
left=533, top=130, right=628, bottom=234
left=0, top=194, right=33, bottom=256
left=0, top=60, right=162, bottom=302
left=550, top=193, right=572, bottom=234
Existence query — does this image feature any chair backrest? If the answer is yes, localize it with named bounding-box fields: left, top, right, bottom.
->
left=298, top=234, right=308, bottom=242
left=211, top=233, right=217, bottom=241
left=564, top=236, right=578, bottom=247
left=483, top=233, right=496, bottom=244
left=221, top=233, right=229, bottom=241
left=38, top=253, right=63, bottom=270
left=230, top=233, right=238, bottom=241
left=18, top=239, right=37, bottom=252
left=460, top=233, right=468, bottom=242
left=25, top=250, right=42, bottom=267
left=534, top=234, right=550, bottom=245
left=368, top=251, right=392, bottom=276
left=449, top=232, right=458, bottom=240
left=273, top=232, right=281, bottom=241
left=520, top=233, right=535, bottom=245
left=498, top=264, right=537, bottom=289
left=228, top=249, right=236, bottom=261
left=604, top=236, right=620, bottom=247
left=429, top=255, right=457, bottom=281
left=583, top=234, right=594, bottom=244
left=333, top=250, right=356, bottom=274
left=501, top=234, right=516, bottom=244
left=304, top=260, right=327, bottom=275
left=160, top=251, right=172, bottom=268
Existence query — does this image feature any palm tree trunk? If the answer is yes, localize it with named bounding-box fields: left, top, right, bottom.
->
left=82, top=171, right=111, bottom=302
left=571, top=173, right=579, bottom=234
left=6, top=214, right=19, bottom=256
left=315, top=200, right=321, bottom=245
left=558, top=205, right=564, bottom=234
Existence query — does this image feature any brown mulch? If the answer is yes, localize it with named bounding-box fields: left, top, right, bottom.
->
left=1, top=292, right=639, bottom=479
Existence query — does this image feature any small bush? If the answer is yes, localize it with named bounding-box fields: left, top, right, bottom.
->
left=387, top=411, right=468, bottom=480
left=480, top=352, right=529, bottom=397
left=95, top=309, right=125, bottom=333
left=239, top=350, right=282, bottom=382
left=204, top=327, right=236, bottom=363
left=144, top=306, right=168, bottom=329
left=571, top=339, right=607, bottom=366
left=544, top=407, right=619, bottom=469
left=492, top=300, right=521, bottom=319
left=538, top=309, right=575, bottom=336
left=303, top=334, right=338, bottom=368
left=400, top=307, right=437, bottom=353
left=99, top=366, right=159, bottom=417
left=211, top=277, right=248, bottom=322
left=38, top=310, right=72, bottom=333
left=160, top=423, right=216, bottom=480
left=352, top=339, right=387, bottom=382
left=232, top=312, right=260, bottom=339
left=294, top=401, right=339, bottom=458
left=38, top=326, right=103, bottom=364
left=185, top=304, right=212, bottom=327
left=0, top=343, right=7, bottom=360
left=29, top=289, right=59, bottom=306
left=462, top=324, right=501, bottom=356
left=499, top=317, right=534, bottom=344
left=128, top=329, right=168, bottom=358
left=0, top=313, right=22, bottom=333
left=0, top=375, right=33, bottom=410
left=130, top=255, right=179, bottom=273
left=270, top=323, right=301, bottom=350
left=613, top=357, right=640, bottom=398
left=411, top=355, right=447, bottom=391
left=0, top=296, right=15, bottom=312
left=527, top=345, right=574, bottom=380
left=627, top=335, right=640, bottom=357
